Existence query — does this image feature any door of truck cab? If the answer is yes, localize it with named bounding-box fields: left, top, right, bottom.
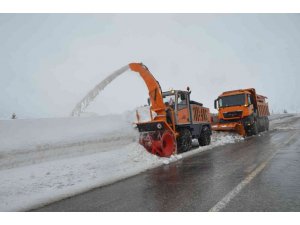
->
left=176, top=91, right=191, bottom=124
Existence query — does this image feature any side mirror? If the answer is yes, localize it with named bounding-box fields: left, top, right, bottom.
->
left=187, top=86, right=191, bottom=93
left=214, top=99, right=217, bottom=109
left=147, top=98, right=150, bottom=106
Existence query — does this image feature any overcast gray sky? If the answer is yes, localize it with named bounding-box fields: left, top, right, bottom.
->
left=0, top=14, right=299, bottom=119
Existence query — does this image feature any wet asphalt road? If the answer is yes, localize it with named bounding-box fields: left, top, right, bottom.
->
left=33, top=115, right=300, bottom=212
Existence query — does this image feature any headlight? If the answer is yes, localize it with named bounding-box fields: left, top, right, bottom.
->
left=157, top=123, right=163, bottom=129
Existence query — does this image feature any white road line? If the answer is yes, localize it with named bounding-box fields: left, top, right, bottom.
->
left=282, top=132, right=298, bottom=147
left=209, top=132, right=297, bottom=212
left=208, top=153, right=275, bottom=212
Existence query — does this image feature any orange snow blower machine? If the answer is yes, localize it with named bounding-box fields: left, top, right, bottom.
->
left=130, top=63, right=212, bottom=157
left=212, top=88, right=270, bottom=137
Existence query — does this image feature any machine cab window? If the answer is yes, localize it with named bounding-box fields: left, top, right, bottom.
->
left=218, top=94, right=245, bottom=108
left=247, top=94, right=252, bottom=105
left=177, top=92, right=188, bottom=110
left=163, top=93, right=176, bottom=108
left=176, top=91, right=190, bottom=124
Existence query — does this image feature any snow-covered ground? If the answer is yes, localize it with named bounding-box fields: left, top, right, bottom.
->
left=268, top=113, right=295, bottom=122
left=0, top=112, right=292, bottom=211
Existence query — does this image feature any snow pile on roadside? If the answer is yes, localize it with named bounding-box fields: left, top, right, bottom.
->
left=181, top=132, right=244, bottom=158
left=0, top=142, right=165, bottom=211
left=0, top=112, right=245, bottom=212
left=0, top=114, right=137, bottom=154
left=269, top=113, right=294, bottom=121
left=0, top=114, right=138, bottom=169
left=212, top=131, right=244, bottom=144
left=270, top=113, right=300, bottom=131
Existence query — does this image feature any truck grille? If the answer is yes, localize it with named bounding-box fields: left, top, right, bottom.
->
left=223, top=111, right=243, bottom=118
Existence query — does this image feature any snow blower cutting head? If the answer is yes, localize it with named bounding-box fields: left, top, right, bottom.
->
left=129, top=63, right=212, bottom=157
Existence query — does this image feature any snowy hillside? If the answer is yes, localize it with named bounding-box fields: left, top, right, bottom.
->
left=4, top=111, right=290, bottom=211
left=0, top=113, right=138, bottom=169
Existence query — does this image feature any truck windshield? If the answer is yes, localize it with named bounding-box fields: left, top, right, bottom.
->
left=218, top=94, right=245, bottom=107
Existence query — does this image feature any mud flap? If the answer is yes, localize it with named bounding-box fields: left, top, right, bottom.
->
left=235, top=123, right=246, bottom=137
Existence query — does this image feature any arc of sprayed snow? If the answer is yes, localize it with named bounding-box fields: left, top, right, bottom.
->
left=71, top=65, right=130, bottom=117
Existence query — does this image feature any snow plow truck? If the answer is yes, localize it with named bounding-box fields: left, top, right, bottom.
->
left=130, top=63, right=212, bottom=157
left=212, top=88, right=270, bottom=137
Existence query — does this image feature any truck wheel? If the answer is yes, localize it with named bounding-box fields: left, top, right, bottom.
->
left=177, top=128, right=192, bottom=153
left=266, top=117, right=269, bottom=131
left=262, top=118, right=266, bottom=131
left=198, top=127, right=211, bottom=146
left=251, top=121, right=258, bottom=135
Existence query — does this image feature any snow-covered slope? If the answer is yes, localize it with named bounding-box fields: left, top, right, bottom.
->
left=0, top=113, right=136, bottom=153
left=0, top=113, right=139, bottom=170
left=4, top=111, right=284, bottom=211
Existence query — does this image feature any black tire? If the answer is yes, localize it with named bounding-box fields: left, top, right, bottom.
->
left=177, top=128, right=192, bottom=153
left=245, top=124, right=252, bottom=136
left=265, top=117, right=269, bottom=131
left=198, top=127, right=211, bottom=146
left=259, top=118, right=265, bottom=132
left=251, top=120, right=258, bottom=135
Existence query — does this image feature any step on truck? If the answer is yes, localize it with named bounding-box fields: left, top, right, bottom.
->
left=212, top=88, right=270, bottom=136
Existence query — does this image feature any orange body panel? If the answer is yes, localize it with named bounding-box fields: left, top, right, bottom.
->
left=217, top=105, right=253, bottom=121
left=212, top=122, right=246, bottom=136
left=177, top=104, right=211, bottom=124
left=257, top=101, right=270, bottom=117
left=177, top=108, right=189, bottom=124
left=192, top=105, right=211, bottom=123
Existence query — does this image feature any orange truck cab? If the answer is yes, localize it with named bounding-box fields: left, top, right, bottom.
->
left=212, top=88, right=270, bottom=136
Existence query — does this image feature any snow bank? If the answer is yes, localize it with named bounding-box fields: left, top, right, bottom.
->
left=3, top=112, right=288, bottom=212
left=269, top=113, right=300, bottom=131
left=0, top=114, right=137, bottom=169
left=0, top=114, right=136, bottom=153
left=180, top=132, right=244, bottom=159
left=268, top=113, right=294, bottom=121
left=0, top=132, right=243, bottom=212
left=0, top=143, right=164, bottom=211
